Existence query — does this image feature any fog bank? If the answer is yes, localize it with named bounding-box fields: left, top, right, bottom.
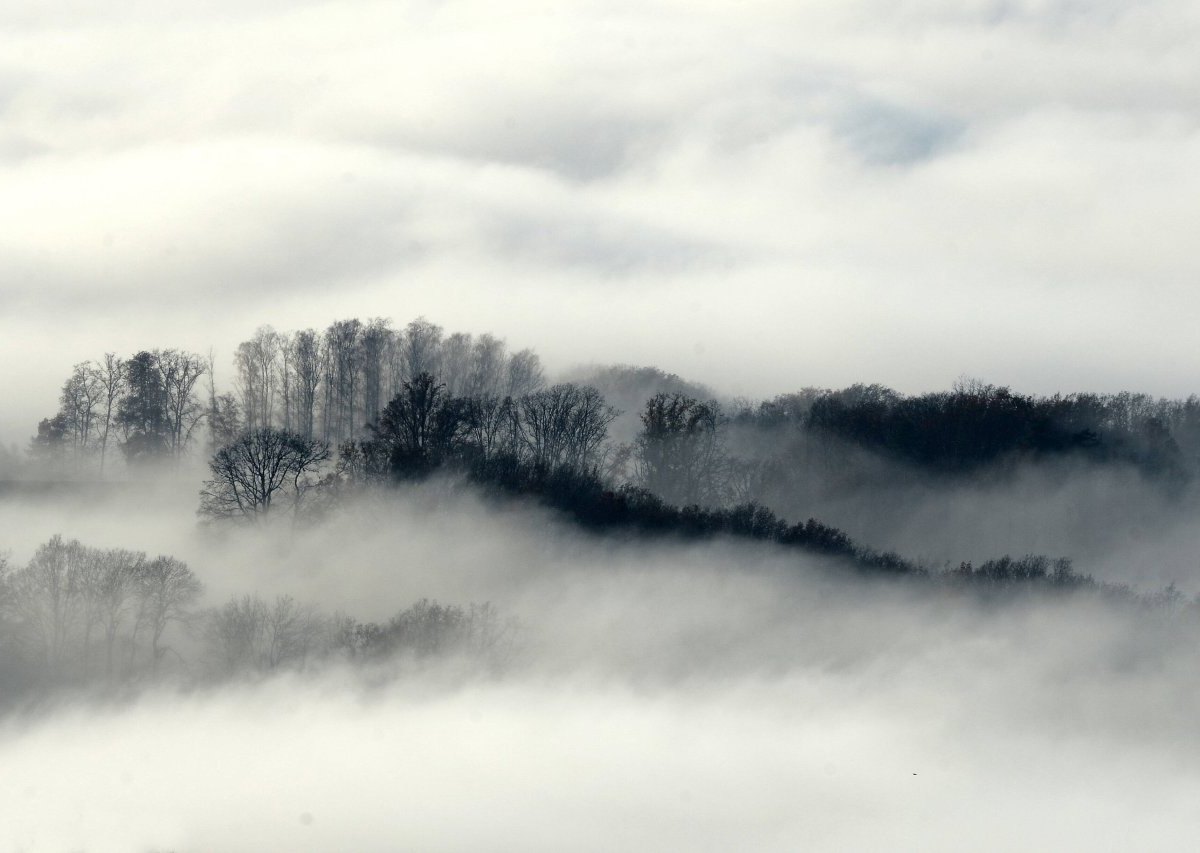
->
left=3, top=481, right=1200, bottom=850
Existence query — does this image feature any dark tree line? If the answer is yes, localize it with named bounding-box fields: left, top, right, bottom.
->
left=363, top=373, right=618, bottom=479
left=730, top=380, right=1198, bottom=482
left=197, top=371, right=619, bottom=524
left=198, top=375, right=1112, bottom=582
left=197, top=367, right=1135, bottom=581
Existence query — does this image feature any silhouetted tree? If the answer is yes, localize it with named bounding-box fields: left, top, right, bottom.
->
left=59, top=362, right=102, bottom=469
left=199, top=429, right=331, bottom=522
left=513, top=384, right=617, bottom=471
left=117, top=351, right=170, bottom=465
left=464, top=395, right=517, bottom=462
left=94, top=353, right=125, bottom=475
left=635, top=392, right=725, bottom=505
left=155, top=349, right=207, bottom=461
left=372, top=373, right=469, bottom=477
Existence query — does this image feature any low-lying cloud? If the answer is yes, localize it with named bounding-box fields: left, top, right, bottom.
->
left=2, top=482, right=1200, bottom=851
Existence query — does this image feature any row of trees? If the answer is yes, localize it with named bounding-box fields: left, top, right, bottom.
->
left=193, top=376, right=921, bottom=574
left=198, top=374, right=621, bottom=522
left=32, top=350, right=209, bottom=474
left=232, top=318, right=545, bottom=445
left=202, top=596, right=514, bottom=676
left=369, top=374, right=617, bottom=478
left=0, top=537, right=516, bottom=697
left=28, top=317, right=547, bottom=478
left=731, top=380, right=1200, bottom=479
left=33, top=320, right=1200, bottom=501
left=0, top=536, right=201, bottom=685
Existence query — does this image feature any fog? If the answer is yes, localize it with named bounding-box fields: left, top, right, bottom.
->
left=3, top=481, right=1200, bottom=850
left=7, top=671, right=1200, bottom=852
left=5, top=0, right=1200, bottom=847
left=748, top=453, right=1200, bottom=591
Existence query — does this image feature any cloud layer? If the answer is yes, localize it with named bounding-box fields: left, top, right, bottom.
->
left=3, top=484, right=1200, bottom=851
left=3, top=0, right=1199, bottom=442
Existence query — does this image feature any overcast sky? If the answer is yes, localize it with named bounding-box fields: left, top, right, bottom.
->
left=2, top=0, right=1198, bottom=445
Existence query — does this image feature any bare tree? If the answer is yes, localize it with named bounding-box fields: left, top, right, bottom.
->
left=401, top=317, right=443, bottom=383
left=358, top=318, right=393, bottom=432
left=515, top=384, right=617, bottom=470
left=8, top=536, right=90, bottom=676
left=323, top=319, right=362, bottom=442
left=278, top=331, right=295, bottom=433
left=235, top=327, right=282, bottom=431
left=505, top=348, right=545, bottom=398
left=204, top=594, right=323, bottom=674
left=156, top=349, right=208, bottom=462
left=563, top=386, right=619, bottom=470
left=439, top=331, right=474, bottom=397
left=467, top=333, right=507, bottom=398
left=59, top=363, right=103, bottom=471
left=291, top=329, right=322, bottom=440
left=199, top=429, right=331, bottom=523
left=320, top=331, right=336, bottom=441
left=264, top=595, right=324, bottom=671
left=635, top=393, right=726, bottom=506
left=94, top=353, right=125, bottom=475
left=134, top=555, right=201, bottom=674
left=466, top=395, right=517, bottom=461
left=204, top=595, right=267, bottom=675
left=92, top=548, right=143, bottom=680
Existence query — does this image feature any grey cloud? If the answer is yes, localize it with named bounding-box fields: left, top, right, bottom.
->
left=482, top=207, right=743, bottom=277
left=377, top=113, right=673, bottom=184
left=833, top=100, right=964, bottom=166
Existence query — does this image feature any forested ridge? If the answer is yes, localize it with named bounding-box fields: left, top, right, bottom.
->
left=4, top=314, right=1200, bottom=706
left=19, top=316, right=1200, bottom=485
left=14, top=314, right=1200, bottom=580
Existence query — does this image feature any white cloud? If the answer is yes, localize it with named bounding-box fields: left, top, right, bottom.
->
left=2, top=486, right=1200, bottom=851
left=2, top=0, right=1199, bottom=444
